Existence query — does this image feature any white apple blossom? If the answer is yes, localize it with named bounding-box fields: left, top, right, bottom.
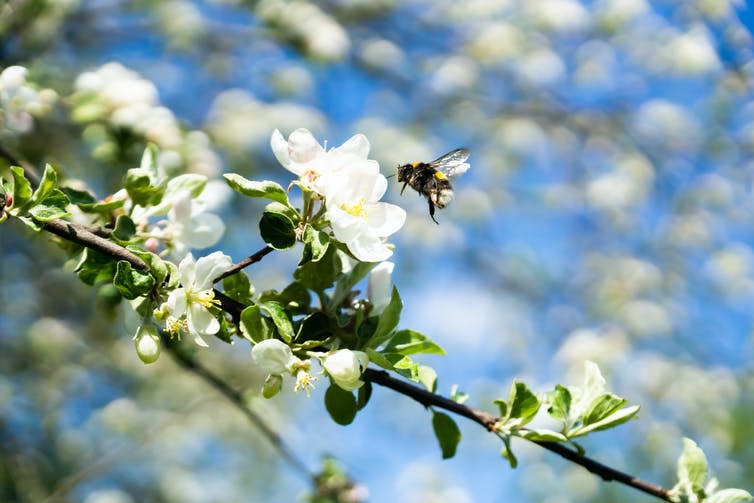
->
left=161, top=252, right=232, bottom=347
left=323, top=349, right=369, bottom=391
left=251, top=338, right=298, bottom=375
left=0, top=65, right=57, bottom=133
left=368, top=261, right=395, bottom=315
left=152, top=191, right=225, bottom=258
left=324, top=164, right=406, bottom=262
left=270, top=127, right=377, bottom=195
left=251, top=338, right=317, bottom=395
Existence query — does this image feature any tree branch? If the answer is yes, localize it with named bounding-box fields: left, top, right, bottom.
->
left=363, top=368, right=673, bottom=502
left=213, top=245, right=275, bottom=283
left=29, top=208, right=676, bottom=501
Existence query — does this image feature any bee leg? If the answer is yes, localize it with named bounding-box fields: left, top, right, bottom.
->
left=401, top=182, right=408, bottom=195
left=428, top=199, right=439, bottom=225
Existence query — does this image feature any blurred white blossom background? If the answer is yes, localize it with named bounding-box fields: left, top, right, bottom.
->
left=1, top=0, right=754, bottom=501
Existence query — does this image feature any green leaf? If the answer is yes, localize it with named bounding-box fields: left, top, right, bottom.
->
left=223, top=271, right=254, bottom=305
left=62, top=187, right=125, bottom=213
left=494, top=398, right=508, bottom=419
left=125, top=246, right=168, bottom=286
left=259, top=282, right=310, bottom=315
left=28, top=163, right=57, bottom=207
left=299, top=224, right=330, bottom=265
left=450, top=385, right=469, bottom=404
left=239, top=305, right=273, bottom=343
left=224, top=174, right=290, bottom=206
left=364, top=348, right=395, bottom=371
left=500, top=435, right=518, bottom=468
left=519, top=429, right=568, bottom=442
left=9, top=166, right=32, bottom=210
left=432, top=411, right=461, bottom=459
left=124, top=168, right=164, bottom=207
left=259, top=205, right=296, bottom=250
left=570, top=405, right=640, bottom=437
left=324, top=384, right=358, bottom=425
left=294, top=244, right=341, bottom=292
left=357, top=381, right=372, bottom=410
left=546, top=384, right=572, bottom=422
left=75, top=248, right=117, bottom=285
left=707, top=489, right=754, bottom=503
left=296, top=312, right=331, bottom=344
left=27, top=189, right=70, bottom=221
left=329, top=259, right=378, bottom=310
left=417, top=365, right=438, bottom=392
left=583, top=393, right=626, bottom=426
left=144, top=174, right=207, bottom=216
left=367, top=287, right=402, bottom=348
left=113, top=260, right=156, bottom=300
left=507, top=381, right=540, bottom=426
left=112, top=215, right=137, bottom=241
left=140, top=143, right=160, bottom=177
left=259, top=301, right=295, bottom=342
left=678, top=438, right=708, bottom=492
left=383, top=329, right=445, bottom=356
left=377, top=353, right=415, bottom=379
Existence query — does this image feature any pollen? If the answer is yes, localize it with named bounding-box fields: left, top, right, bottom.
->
left=166, top=316, right=186, bottom=337
left=340, top=198, right=368, bottom=219
left=189, top=290, right=221, bottom=309
left=302, top=168, right=319, bottom=184
left=434, top=171, right=446, bottom=180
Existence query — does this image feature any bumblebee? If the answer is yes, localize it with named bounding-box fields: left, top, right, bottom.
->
left=397, top=148, right=470, bottom=224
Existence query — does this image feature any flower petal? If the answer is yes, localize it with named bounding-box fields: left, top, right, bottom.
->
left=366, top=202, right=406, bottom=237
left=333, top=133, right=370, bottom=159
left=185, top=212, right=226, bottom=251
left=328, top=205, right=368, bottom=244
left=251, top=339, right=294, bottom=375
left=287, top=128, right=324, bottom=164
left=193, top=251, right=233, bottom=290
left=270, top=129, right=292, bottom=169
left=177, top=254, right=197, bottom=287
left=368, top=261, right=394, bottom=314
left=166, top=288, right=187, bottom=316
left=188, top=303, right=219, bottom=338
left=347, top=233, right=393, bottom=262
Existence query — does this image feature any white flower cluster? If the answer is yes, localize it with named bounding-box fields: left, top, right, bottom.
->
left=271, top=128, right=406, bottom=262
left=0, top=66, right=57, bottom=133
left=156, top=251, right=232, bottom=347
left=250, top=264, right=393, bottom=394
left=72, top=62, right=221, bottom=176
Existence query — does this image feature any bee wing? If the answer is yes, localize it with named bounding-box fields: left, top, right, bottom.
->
left=428, top=148, right=471, bottom=178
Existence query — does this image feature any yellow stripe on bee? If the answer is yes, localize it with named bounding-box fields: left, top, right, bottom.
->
left=434, top=171, right=446, bottom=180
left=411, top=162, right=420, bottom=168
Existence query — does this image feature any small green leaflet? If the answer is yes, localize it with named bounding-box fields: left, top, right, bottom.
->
left=432, top=411, right=461, bottom=459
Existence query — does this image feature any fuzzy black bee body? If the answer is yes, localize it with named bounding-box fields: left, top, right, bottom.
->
left=396, top=148, right=470, bottom=224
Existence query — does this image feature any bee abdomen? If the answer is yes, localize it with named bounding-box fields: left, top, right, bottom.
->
left=432, top=187, right=453, bottom=208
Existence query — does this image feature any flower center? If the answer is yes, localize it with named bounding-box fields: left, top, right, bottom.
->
left=188, top=289, right=220, bottom=309
left=294, top=369, right=317, bottom=396
left=340, top=198, right=368, bottom=219
left=302, top=168, right=319, bottom=184
left=166, top=316, right=187, bottom=337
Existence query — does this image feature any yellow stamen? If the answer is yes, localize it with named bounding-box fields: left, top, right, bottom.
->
left=189, top=290, right=221, bottom=309
left=165, top=316, right=186, bottom=338
left=294, top=369, right=317, bottom=396
left=340, top=198, right=368, bottom=219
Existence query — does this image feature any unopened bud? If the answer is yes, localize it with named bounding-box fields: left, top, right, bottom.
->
left=134, top=324, right=161, bottom=364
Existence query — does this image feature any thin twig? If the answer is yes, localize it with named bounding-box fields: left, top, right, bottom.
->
left=214, top=245, right=275, bottom=283
left=363, top=368, right=673, bottom=502
left=41, top=219, right=148, bottom=271
left=164, top=339, right=316, bottom=480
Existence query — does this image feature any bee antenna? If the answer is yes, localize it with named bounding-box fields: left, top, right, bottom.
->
left=385, top=173, right=396, bottom=179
